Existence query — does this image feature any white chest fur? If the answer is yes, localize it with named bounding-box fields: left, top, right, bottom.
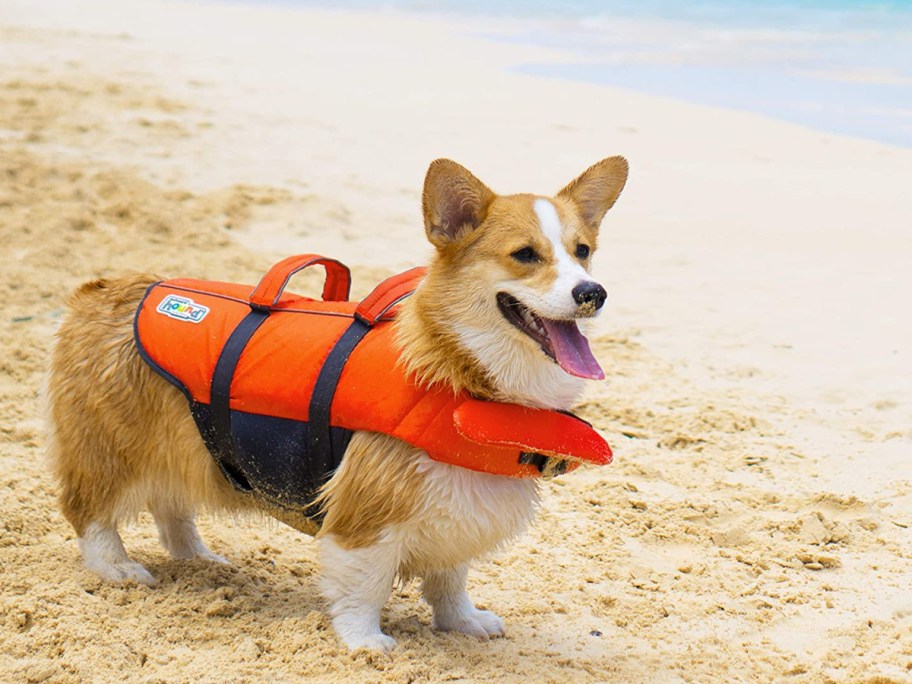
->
left=453, top=323, right=587, bottom=409
left=390, top=455, right=540, bottom=576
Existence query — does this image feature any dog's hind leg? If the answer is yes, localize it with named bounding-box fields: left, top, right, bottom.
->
left=78, top=521, right=157, bottom=586
left=59, top=473, right=157, bottom=585
left=422, top=563, right=505, bottom=638
left=149, top=500, right=227, bottom=564
left=51, top=430, right=158, bottom=586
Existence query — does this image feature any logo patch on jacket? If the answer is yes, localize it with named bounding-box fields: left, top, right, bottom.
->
left=156, top=294, right=210, bottom=323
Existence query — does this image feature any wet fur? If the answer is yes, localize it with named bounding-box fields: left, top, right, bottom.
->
left=46, top=156, right=628, bottom=651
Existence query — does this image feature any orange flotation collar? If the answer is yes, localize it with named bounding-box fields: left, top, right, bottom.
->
left=134, top=254, right=612, bottom=514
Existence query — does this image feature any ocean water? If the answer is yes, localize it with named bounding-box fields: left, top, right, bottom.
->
left=261, top=0, right=912, bottom=146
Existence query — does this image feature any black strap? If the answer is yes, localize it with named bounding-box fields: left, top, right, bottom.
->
left=307, top=317, right=371, bottom=478
left=209, top=307, right=270, bottom=489
left=519, top=452, right=568, bottom=477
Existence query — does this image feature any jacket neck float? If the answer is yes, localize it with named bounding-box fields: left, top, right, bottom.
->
left=134, top=253, right=613, bottom=515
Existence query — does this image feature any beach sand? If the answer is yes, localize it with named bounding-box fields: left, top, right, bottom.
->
left=1, top=1, right=911, bottom=681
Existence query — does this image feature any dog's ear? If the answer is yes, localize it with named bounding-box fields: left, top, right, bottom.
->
left=422, top=159, right=495, bottom=249
left=557, top=156, right=629, bottom=229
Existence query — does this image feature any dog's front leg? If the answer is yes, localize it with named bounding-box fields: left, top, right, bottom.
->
left=318, top=534, right=400, bottom=652
left=422, top=563, right=505, bottom=639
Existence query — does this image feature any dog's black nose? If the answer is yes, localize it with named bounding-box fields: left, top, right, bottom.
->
left=572, top=281, right=607, bottom=311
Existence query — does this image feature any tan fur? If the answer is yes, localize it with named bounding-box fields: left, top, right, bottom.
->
left=47, top=156, right=628, bottom=650
left=315, top=432, right=426, bottom=549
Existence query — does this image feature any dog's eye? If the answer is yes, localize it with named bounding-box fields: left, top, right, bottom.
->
left=575, top=244, right=590, bottom=259
left=511, top=247, right=540, bottom=264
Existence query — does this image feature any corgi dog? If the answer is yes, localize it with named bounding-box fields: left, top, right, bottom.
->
left=46, top=156, right=628, bottom=652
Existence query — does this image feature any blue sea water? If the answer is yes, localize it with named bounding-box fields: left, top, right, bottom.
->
left=262, top=1, right=912, bottom=146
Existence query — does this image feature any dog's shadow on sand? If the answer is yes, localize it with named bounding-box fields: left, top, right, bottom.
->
left=73, top=538, right=564, bottom=667
left=70, top=551, right=580, bottom=677
left=149, top=554, right=324, bottom=614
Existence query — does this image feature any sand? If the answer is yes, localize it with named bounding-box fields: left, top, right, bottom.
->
left=1, top=1, right=911, bottom=682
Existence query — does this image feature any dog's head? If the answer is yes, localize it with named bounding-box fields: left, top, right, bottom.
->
left=416, top=157, right=628, bottom=396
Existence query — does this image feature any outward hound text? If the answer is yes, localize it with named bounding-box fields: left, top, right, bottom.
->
left=156, top=295, right=210, bottom=323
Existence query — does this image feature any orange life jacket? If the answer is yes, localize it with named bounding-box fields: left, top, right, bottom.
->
left=134, top=254, right=612, bottom=515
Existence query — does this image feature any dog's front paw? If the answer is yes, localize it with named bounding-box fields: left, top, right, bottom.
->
left=332, top=614, right=397, bottom=653
left=471, top=609, right=505, bottom=637
left=346, top=633, right=397, bottom=653
left=434, top=608, right=505, bottom=639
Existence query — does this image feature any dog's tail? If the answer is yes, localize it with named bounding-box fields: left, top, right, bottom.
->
left=65, top=274, right=159, bottom=315
left=68, top=278, right=110, bottom=304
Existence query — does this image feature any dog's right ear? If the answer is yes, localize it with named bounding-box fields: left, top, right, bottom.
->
left=422, top=159, right=495, bottom=249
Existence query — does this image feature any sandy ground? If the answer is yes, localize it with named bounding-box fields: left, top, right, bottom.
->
left=1, top=1, right=911, bottom=682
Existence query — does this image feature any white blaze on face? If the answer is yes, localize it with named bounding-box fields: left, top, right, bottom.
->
left=513, top=198, right=593, bottom=319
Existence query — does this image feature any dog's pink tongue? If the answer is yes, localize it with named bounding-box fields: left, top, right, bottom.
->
left=540, top=318, right=605, bottom=380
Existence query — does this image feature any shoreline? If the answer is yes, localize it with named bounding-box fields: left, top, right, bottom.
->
left=243, top=0, right=912, bottom=148
left=2, top=1, right=912, bottom=681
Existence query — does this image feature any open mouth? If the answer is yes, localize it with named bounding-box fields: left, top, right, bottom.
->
left=496, top=293, right=605, bottom=380
left=497, top=293, right=555, bottom=360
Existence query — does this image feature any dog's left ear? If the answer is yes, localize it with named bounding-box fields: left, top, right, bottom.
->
left=558, top=156, right=629, bottom=229
left=422, top=159, right=495, bottom=249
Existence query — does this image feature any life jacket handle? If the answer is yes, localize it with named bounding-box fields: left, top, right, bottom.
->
left=355, top=267, right=428, bottom=326
left=249, top=254, right=352, bottom=309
